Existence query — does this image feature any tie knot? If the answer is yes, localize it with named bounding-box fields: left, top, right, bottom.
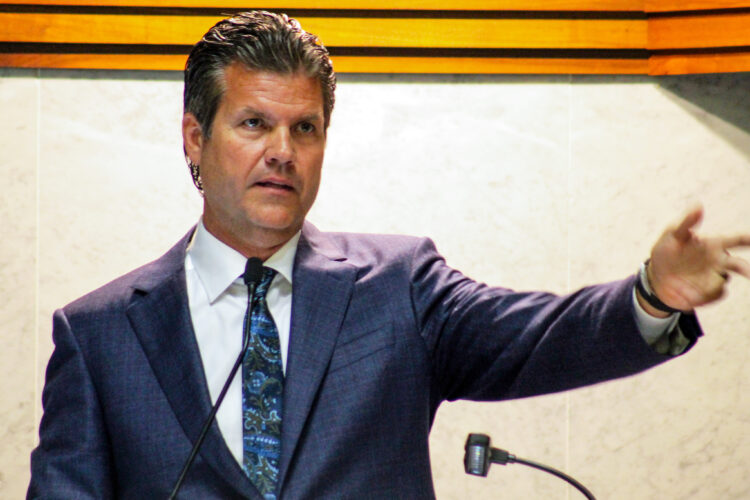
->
left=254, top=266, right=276, bottom=299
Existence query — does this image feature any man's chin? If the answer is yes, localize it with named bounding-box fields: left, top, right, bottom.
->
left=248, top=215, right=304, bottom=238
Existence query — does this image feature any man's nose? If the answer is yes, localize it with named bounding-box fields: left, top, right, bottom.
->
left=265, top=128, right=295, bottom=166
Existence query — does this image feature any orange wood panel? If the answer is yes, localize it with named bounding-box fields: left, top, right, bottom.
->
left=304, top=18, right=647, bottom=49
left=645, top=0, right=750, bottom=12
left=650, top=51, right=750, bottom=73
left=0, top=13, right=647, bottom=49
left=649, top=12, right=750, bottom=49
left=333, top=55, right=648, bottom=73
left=0, top=0, right=646, bottom=11
left=0, top=52, right=649, bottom=73
left=0, top=13, right=218, bottom=45
left=0, top=52, right=188, bottom=70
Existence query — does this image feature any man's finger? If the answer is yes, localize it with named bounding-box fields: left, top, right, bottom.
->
left=720, top=234, right=750, bottom=250
left=725, top=255, right=750, bottom=279
left=674, top=205, right=704, bottom=242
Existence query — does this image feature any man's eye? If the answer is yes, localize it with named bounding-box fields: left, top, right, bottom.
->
left=243, top=118, right=262, bottom=128
left=297, top=122, right=315, bottom=134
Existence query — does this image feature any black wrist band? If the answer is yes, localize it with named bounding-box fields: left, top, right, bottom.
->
left=636, top=260, right=683, bottom=314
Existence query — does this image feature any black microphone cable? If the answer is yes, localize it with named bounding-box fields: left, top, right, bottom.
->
left=168, top=257, right=264, bottom=499
left=464, top=433, right=596, bottom=500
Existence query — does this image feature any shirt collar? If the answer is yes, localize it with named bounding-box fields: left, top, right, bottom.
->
left=187, top=220, right=300, bottom=303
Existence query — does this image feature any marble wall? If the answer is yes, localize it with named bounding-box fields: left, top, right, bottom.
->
left=1, top=67, right=749, bottom=499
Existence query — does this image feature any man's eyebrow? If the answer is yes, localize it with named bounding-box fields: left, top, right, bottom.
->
left=237, top=106, right=268, bottom=119
left=298, top=113, right=324, bottom=124
left=236, top=107, right=323, bottom=124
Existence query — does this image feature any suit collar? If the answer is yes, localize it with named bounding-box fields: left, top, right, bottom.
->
left=187, top=221, right=248, bottom=303
left=126, top=228, right=260, bottom=499
left=294, top=220, right=347, bottom=262
left=278, top=221, right=356, bottom=488
left=188, top=220, right=301, bottom=303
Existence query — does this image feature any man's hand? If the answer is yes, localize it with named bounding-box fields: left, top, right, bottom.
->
left=642, top=205, right=750, bottom=316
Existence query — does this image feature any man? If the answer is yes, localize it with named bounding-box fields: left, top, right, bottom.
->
left=28, top=11, right=750, bottom=500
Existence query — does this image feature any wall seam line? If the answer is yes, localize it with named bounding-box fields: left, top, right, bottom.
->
left=565, top=72, right=573, bottom=500
left=33, top=67, right=41, bottom=444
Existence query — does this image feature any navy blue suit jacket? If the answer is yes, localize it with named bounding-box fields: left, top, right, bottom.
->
left=29, top=222, right=701, bottom=499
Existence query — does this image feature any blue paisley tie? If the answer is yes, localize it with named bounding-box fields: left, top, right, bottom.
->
left=242, top=266, right=283, bottom=500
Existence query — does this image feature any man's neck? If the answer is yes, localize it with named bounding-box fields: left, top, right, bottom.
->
left=202, top=218, right=299, bottom=261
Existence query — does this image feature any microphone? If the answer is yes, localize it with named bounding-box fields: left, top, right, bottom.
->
left=243, top=256, right=265, bottom=289
left=464, top=433, right=596, bottom=500
left=464, top=433, right=492, bottom=476
left=168, top=257, right=264, bottom=499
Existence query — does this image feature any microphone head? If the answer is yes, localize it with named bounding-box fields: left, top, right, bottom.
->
left=464, top=433, right=491, bottom=476
left=243, top=257, right=264, bottom=287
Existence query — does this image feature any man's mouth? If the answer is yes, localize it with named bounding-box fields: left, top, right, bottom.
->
left=255, top=180, right=294, bottom=191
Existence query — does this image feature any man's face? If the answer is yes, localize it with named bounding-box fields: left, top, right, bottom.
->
left=183, top=62, right=326, bottom=255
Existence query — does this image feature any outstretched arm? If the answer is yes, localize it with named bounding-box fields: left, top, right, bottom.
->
left=638, top=205, right=750, bottom=318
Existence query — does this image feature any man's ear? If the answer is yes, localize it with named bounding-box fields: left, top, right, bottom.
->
left=182, top=112, right=204, bottom=165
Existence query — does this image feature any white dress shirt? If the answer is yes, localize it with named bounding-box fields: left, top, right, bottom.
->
left=185, top=219, right=678, bottom=466
left=186, top=220, right=298, bottom=465
left=632, top=289, right=688, bottom=355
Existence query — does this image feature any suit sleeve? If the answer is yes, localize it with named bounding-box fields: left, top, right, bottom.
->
left=28, top=309, right=114, bottom=499
left=408, top=238, right=702, bottom=403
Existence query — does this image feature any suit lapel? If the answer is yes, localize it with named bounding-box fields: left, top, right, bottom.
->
left=125, top=231, right=259, bottom=499
left=278, top=222, right=356, bottom=488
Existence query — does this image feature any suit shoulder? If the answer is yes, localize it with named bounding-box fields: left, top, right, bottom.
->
left=61, top=232, right=190, bottom=317
left=62, top=262, right=151, bottom=315
left=322, top=231, right=437, bottom=264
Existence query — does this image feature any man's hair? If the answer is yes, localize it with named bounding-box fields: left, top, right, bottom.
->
left=183, top=11, right=336, bottom=191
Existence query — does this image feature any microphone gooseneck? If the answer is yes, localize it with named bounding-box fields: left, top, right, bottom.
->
left=168, top=257, right=265, bottom=499
left=464, top=433, right=596, bottom=500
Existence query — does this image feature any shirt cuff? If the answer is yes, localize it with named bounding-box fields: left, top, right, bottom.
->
left=632, top=287, right=680, bottom=346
